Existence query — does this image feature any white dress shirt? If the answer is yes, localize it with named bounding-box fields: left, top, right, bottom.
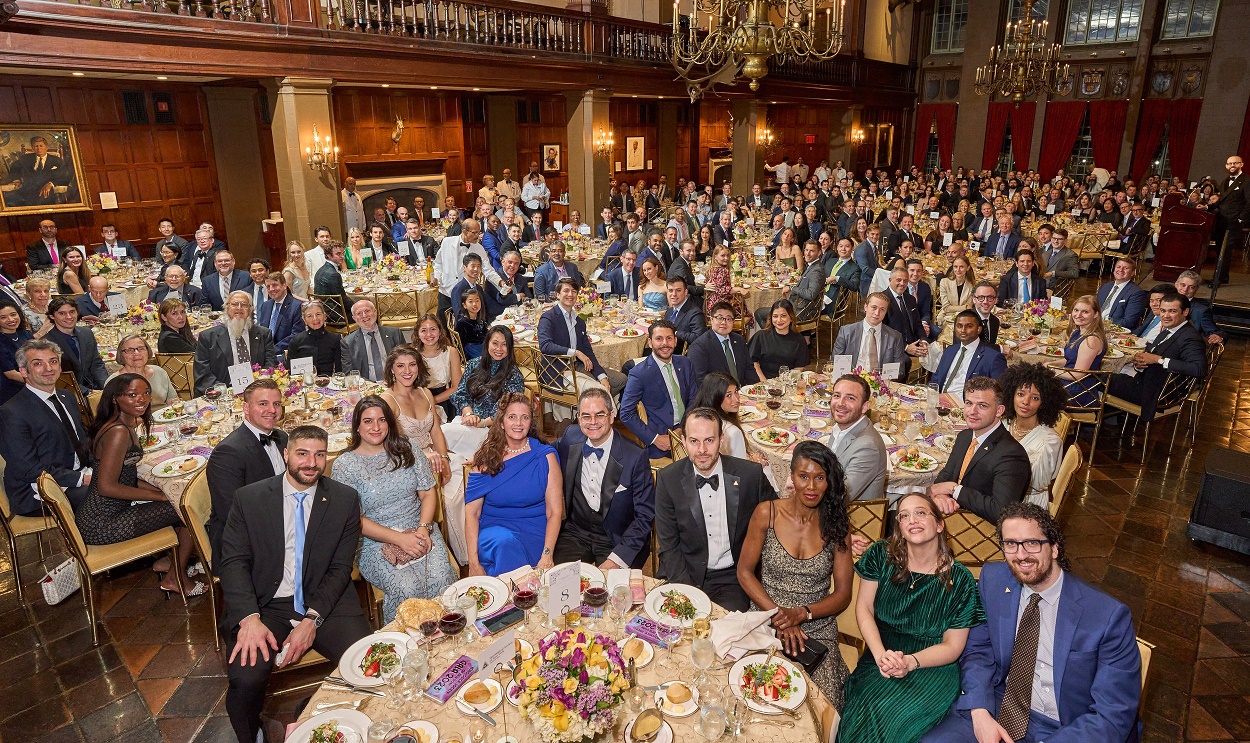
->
left=275, top=476, right=317, bottom=601
left=27, top=384, right=88, bottom=489
left=244, top=420, right=286, bottom=475
left=1102, top=282, right=1128, bottom=319
left=858, top=320, right=883, bottom=371
left=944, top=338, right=980, bottom=398
left=188, top=251, right=208, bottom=287
left=697, top=459, right=733, bottom=571
left=578, top=433, right=626, bottom=568
left=827, top=414, right=865, bottom=454
left=1018, top=571, right=1065, bottom=721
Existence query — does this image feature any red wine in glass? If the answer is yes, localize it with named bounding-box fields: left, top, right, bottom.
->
left=179, top=423, right=199, bottom=437
left=439, top=612, right=466, bottom=637
left=583, top=586, right=608, bottom=609
left=765, top=399, right=782, bottom=411
left=513, top=589, right=538, bottom=611
left=204, top=388, right=221, bottom=402
left=419, top=620, right=439, bottom=637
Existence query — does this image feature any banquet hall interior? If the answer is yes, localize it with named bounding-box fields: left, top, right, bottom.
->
left=1, top=0, right=1250, bottom=740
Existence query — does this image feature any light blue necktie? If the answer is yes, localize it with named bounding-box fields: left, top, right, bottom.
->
left=293, top=491, right=308, bottom=615
left=1021, top=277, right=1030, bottom=303
left=268, top=301, right=281, bottom=334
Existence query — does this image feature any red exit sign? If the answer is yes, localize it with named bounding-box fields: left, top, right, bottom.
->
left=805, top=134, right=817, bottom=144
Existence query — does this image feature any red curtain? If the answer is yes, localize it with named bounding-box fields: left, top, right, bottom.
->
left=1088, top=100, right=1128, bottom=171
left=913, top=104, right=937, bottom=168
left=934, top=104, right=958, bottom=170
left=982, top=103, right=1012, bottom=172
left=1129, top=99, right=1173, bottom=181
left=1037, top=101, right=1086, bottom=180
left=1009, top=102, right=1037, bottom=172
left=1166, top=98, right=1204, bottom=183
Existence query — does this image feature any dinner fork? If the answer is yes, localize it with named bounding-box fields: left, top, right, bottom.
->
left=314, top=699, right=363, bottom=711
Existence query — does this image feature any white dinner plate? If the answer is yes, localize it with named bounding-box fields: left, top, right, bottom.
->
left=285, top=710, right=372, bottom=743
left=154, top=406, right=192, bottom=423
left=151, top=455, right=207, bottom=478
left=613, top=327, right=644, bottom=338
left=327, top=432, right=351, bottom=453
left=617, top=636, right=654, bottom=668
left=337, top=631, right=410, bottom=687
left=450, top=575, right=509, bottom=617
left=654, top=681, right=699, bottom=717
left=643, top=583, right=712, bottom=626
left=140, top=430, right=172, bottom=452
left=739, top=406, right=767, bottom=423
left=896, top=456, right=941, bottom=473
left=623, top=717, right=673, bottom=743
left=455, top=677, right=503, bottom=714
left=541, top=562, right=606, bottom=592
left=728, top=653, right=808, bottom=714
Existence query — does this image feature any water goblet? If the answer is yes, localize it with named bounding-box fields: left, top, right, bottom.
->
left=385, top=670, right=410, bottom=710
left=456, top=595, right=479, bottom=645
left=367, top=720, right=394, bottom=743
left=610, top=584, right=633, bottom=632
left=658, top=622, right=684, bottom=671
left=690, top=635, right=716, bottom=685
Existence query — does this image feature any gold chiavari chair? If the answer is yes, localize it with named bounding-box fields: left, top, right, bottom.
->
left=943, top=510, right=1003, bottom=578
left=1046, top=363, right=1114, bottom=460
left=1182, top=341, right=1224, bottom=445
left=1104, top=369, right=1200, bottom=464
left=375, top=289, right=422, bottom=332
left=155, top=352, right=195, bottom=400
left=1049, top=444, right=1083, bottom=517
left=311, top=292, right=357, bottom=335
left=0, top=455, right=57, bottom=603
left=55, top=370, right=93, bottom=426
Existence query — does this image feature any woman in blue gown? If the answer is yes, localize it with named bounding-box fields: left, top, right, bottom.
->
left=638, top=256, right=670, bottom=311
left=465, top=392, right=563, bottom=576
left=1056, top=294, right=1106, bottom=408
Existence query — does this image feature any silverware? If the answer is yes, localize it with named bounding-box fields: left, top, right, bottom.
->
left=744, top=688, right=802, bottom=720
left=456, top=700, right=496, bottom=726
left=314, top=699, right=363, bottom=711
left=748, top=716, right=794, bottom=728
left=323, top=683, right=386, bottom=698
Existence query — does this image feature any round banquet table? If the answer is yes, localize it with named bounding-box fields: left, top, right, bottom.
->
left=931, top=311, right=1134, bottom=373
left=520, top=236, right=608, bottom=281
left=293, top=574, right=834, bottom=742
left=492, top=302, right=650, bottom=372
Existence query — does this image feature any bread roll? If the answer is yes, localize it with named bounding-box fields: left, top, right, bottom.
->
left=463, top=681, right=491, bottom=705
left=665, top=682, right=691, bottom=704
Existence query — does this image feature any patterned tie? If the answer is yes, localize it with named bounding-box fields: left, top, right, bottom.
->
left=268, top=301, right=281, bottom=334
left=292, top=491, right=309, bottom=615
left=66, top=331, right=80, bottom=359
left=998, top=593, right=1043, bottom=740
left=866, top=327, right=879, bottom=371
left=662, top=362, right=685, bottom=421
left=367, top=331, right=385, bottom=381
left=721, top=338, right=738, bottom=383
left=235, top=334, right=251, bottom=365
left=943, top=345, right=968, bottom=393
left=957, top=436, right=980, bottom=482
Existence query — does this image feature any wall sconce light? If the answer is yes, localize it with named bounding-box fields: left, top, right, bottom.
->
left=759, top=125, right=776, bottom=154
left=595, top=127, right=615, bottom=159
left=305, top=124, right=339, bottom=172
left=851, top=128, right=866, bottom=146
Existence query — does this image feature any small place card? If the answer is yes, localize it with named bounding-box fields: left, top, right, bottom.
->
left=1046, top=204, right=1056, bottom=214
left=476, top=628, right=516, bottom=680
left=906, top=205, right=915, bottom=215
left=545, top=561, right=581, bottom=617
left=746, top=217, right=755, bottom=226
left=753, top=245, right=766, bottom=257
left=833, top=354, right=852, bottom=378
left=929, top=211, right=940, bottom=219
left=596, top=281, right=612, bottom=295
left=105, top=294, right=127, bottom=315
left=110, top=246, right=128, bottom=259
left=1152, top=197, right=1161, bottom=208
left=228, top=362, right=255, bottom=395
left=397, top=242, right=410, bottom=256
left=425, top=654, right=479, bottom=703
left=969, top=241, right=981, bottom=252
left=1050, top=296, right=1063, bottom=311
left=885, top=190, right=893, bottom=199
left=882, top=362, right=901, bottom=380
left=904, top=176, right=910, bottom=182
left=943, top=232, right=954, bottom=246
left=554, top=221, right=564, bottom=231
left=431, top=207, right=441, bottom=219
left=289, top=356, right=315, bottom=375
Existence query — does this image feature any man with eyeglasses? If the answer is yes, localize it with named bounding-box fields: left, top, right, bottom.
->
left=970, top=282, right=1005, bottom=350
left=434, top=218, right=505, bottom=322
left=927, top=376, right=1030, bottom=523
left=551, top=387, right=655, bottom=571
left=1039, top=228, right=1078, bottom=290
left=922, top=503, right=1141, bottom=743
left=687, top=302, right=757, bottom=392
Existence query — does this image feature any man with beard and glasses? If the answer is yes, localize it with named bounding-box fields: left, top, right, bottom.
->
left=193, top=291, right=276, bottom=396
left=219, top=424, right=370, bottom=743
left=922, top=503, right=1141, bottom=743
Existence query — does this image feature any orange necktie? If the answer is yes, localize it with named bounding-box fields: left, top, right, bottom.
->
left=957, top=436, right=979, bottom=482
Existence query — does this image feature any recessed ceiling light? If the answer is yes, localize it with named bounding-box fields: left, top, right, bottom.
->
left=430, top=86, right=438, bottom=90
left=156, top=76, right=168, bottom=80
left=473, top=88, right=481, bottom=91
left=72, top=72, right=84, bottom=76
left=381, top=84, right=389, bottom=88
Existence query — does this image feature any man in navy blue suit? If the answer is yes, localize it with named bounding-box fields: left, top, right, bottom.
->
left=552, top=388, right=655, bottom=570
left=661, top=276, right=705, bottom=355
left=905, top=258, right=939, bottom=341
left=1096, top=258, right=1147, bottom=329
left=0, top=339, right=92, bottom=515
left=43, top=297, right=109, bottom=392
left=532, top=242, right=584, bottom=301
left=923, top=503, right=1141, bottom=743
left=619, top=320, right=696, bottom=459
left=986, top=215, right=1021, bottom=260
left=202, top=251, right=255, bottom=311
left=257, top=273, right=305, bottom=356
left=537, top=278, right=626, bottom=396
left=997, top=250, right=1048, bottom=308
left=607, top=249, right=640, bottom=301
left=94, top=224, right=142, bottom=260
left=1174, top=270, right=1224, bottom=344
left=931, top=311, right=1007, bottom=397
left=148, top=265, right=205, bottom=307
left=688, top=302, right=757, bottom=392
left=75, top=276, right=121, bottom=323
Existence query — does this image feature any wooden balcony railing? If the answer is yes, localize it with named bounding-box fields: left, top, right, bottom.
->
left=50, top=0, right=271, bottom=21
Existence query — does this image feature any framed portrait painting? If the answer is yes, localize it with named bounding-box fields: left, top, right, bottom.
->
left=541, top=143, right=561, bottom=173
left=625, top=136, right=645, bottom=171
left=874, top=124, right=894, bottom=169
left=0, top=124, right=89, bottom=216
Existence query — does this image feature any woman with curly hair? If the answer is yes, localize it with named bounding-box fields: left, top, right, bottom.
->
left=464, top=393, right=562, bottom=576
left=837, top=493, right=986, bottom=743
left=1001, top=362, right=1068, bottom=508
left=737, top=441, right=855, bottom=711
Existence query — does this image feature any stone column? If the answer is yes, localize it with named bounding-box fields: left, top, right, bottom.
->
left=1189, top=6, right=1250, bottom=178
left=951, top=0, right=1000, bottom=167
left=266, top=76, right=341, bottom=248
left=565, top=89, right=612, bottom=222
left=731, top=99, right=766, bottom=190
left=203, top=87, right=269, bottom=261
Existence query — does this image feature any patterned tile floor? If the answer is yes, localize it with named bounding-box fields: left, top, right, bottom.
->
left=1, top=275, right=1249, bottom=742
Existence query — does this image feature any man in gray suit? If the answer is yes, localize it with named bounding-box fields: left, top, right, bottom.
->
left=340, top=299, right=403, bottom=381
left=193, top=291, right=277, bottom=397
left=832, top=292, right=911, bottom=381
left=1040, top=228, right=1079, bottom=290
left=827, top=373, right=887, bottom=503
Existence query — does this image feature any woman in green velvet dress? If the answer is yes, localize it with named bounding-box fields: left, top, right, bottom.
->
left=836, top=493, right=986, bottom=743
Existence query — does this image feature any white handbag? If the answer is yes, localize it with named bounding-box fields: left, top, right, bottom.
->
left=40, top=556, right=81, bottom=606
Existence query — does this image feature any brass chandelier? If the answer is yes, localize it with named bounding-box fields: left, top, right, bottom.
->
left=974, top=0, right=1070, bottom=102
left=671, top=0, right=846, bottom=100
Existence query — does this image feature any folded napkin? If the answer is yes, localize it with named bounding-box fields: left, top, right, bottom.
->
left=710, top=608, right=782, bottom=661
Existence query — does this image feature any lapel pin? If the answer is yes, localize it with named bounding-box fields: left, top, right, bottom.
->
left=1005, top=587, right=1012, bottom=593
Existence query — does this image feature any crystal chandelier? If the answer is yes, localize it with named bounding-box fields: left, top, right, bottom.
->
left=671, top=0, right=846, bottom=100
left=974, top=0, right=1070, bottom=102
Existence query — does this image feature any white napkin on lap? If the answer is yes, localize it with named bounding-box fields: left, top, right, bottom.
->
left=710, top=608, right=782, bottom=661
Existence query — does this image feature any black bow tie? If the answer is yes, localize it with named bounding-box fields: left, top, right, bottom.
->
left=196, top=251, right=206, bottom=259
left=695, top=473, right=720, bottom=490
left=258, top=432, right=278, bottom=447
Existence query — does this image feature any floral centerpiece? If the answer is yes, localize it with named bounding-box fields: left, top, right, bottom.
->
left=853, top=366, right=894, bottom=401
left=514, top=628, right=630, bottom=743
left=574, top=286, right=602, bottom=321
left=377, top=252, right=409, bottom=279
left=1018, top=299, right=1064, bottom=329
left=252, top=363, right=303, bottom=400
left=88, top=253, right=118, bottom=275
left=126, top=301, right=160, bottom=332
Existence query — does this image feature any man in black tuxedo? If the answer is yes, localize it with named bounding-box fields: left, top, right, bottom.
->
left=0, top=340, right=92, bottom=515
left=313, top=243, right=351, bottom=322
left=666, top=241, right=703, bottom=304
left=193, top=291, right=277, bottom=397
left=688, top=302, right=757, bottom=392
left=2, top=136, right=70, bottom=207
left=655, top=408, right=777, bottom=611
left=498, top=249, right=532, bottom=303
left=553, top=388, right=655, bottom=570
left=1107, top=293, right=1208, bottom=422
left=43, top=297, right=109, bottom=392
left=148, top=265, right=206, bottom=307
left=971, top=283, right=1003, bottom=349
left=392, top=219, right=439, bottom=265
left=883, top=266, right=927, bottom=352
left=928, top=377, right=1030, bottom=523
left=1211, top=155, right=1250, bottom=286
left=661, top=275, right=706, bottom=354
left=24, top=219, right=73, bottom=270
left=219, top=425, right=369, bottom=743
left=178, top=228, right=220, bottom=287
left=205, top=379, right=289, bottom=564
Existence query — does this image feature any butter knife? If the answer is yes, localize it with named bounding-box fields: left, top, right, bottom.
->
left=323, top=683, right=386, bottom=698
left=456, top=699, right=497, bottom=726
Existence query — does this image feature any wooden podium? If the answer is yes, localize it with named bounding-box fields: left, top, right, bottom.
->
left=1152, top=193, right=1214, bottom=282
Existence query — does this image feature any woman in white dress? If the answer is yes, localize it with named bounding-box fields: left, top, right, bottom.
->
left=1000, top=362, right=1067, bottom=508
left=691, top=371, right=780, bottom=490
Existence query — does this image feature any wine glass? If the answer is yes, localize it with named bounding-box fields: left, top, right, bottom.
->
left=610, top=585, right=633, bottom=632
left=690, top=636, right=715, bottom=686
left=457, top=595, right=479, bottom=645
left=439, top=608, right=468, bottom=659
left=582, top=581, right=609, bottom=632
left=385, top=668, right=410, bottom=710
left=416, top=606, right=440, bottom=646
left=512, top=581, right=539, bottom=630
left=658, top=622, right=684, bottom=671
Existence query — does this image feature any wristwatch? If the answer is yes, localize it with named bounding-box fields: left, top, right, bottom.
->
left=417, top=522, right=435, bottom=531
left=804, top=605, right=813, bottom=621
left=305, top=611, right=324, bottom=628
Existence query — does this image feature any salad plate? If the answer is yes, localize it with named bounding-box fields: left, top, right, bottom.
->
left=750, top=427, right=797, bottom=448
left=739, top=406, right=767, bottom=423
left=644, top=583, right=711, bottom=625
left=449, top=575, right=508, bottom=616
left=151, top=455, right=206, bottom=478
left=541, top=562, right=605, bottom=594
left=337, top=631, right=410, bottom=687
left=286, top=710, right=372, bottom=743
left=729, top=653, right=808, bottom=713
left=894, top=448, right=940, bottom=473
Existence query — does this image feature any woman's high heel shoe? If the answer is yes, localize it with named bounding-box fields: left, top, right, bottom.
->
left=161, top=578, right=209, bottom=600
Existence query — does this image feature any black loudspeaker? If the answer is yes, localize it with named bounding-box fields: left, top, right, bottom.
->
left=1188, top=446, right=1250, bottom=556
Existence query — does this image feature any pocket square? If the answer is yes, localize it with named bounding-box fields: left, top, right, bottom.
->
left=615, top=484, right=628, bottom=493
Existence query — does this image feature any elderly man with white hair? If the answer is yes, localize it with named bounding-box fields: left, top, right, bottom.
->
left=193, top=290, right=276, bottom=396
left=433, top=218, right=506, bottom=321
left=340, top=298, right=404, bottom=382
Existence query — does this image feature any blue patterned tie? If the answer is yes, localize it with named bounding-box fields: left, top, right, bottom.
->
left=292, top=491, right=308, bottom=615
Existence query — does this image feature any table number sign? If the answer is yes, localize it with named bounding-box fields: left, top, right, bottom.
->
left=105, top=294, right=128, bottom=316
left=228, top=362, right=255, bottom=395
left=545, top=561, right=581, bottom=617
left=289, top=357, right=315, bottom=376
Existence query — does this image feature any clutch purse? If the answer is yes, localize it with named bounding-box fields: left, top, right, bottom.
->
left=783, top=637, right=829, bottom=674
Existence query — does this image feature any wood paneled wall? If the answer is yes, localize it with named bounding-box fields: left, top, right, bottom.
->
left=765, top=105, right=834, bottom=172
left=0, top=77, right=224, bottom=278
left=609, top=100, right=660, bottom=187
left=861, top=106, right=908, bottom=171
left=460, top=96, right=490, bottom=207
left=697, top=100, right=732, bottom=185
left=331, top=88, right=469, bottom=191
left=514, top=96, right=569, bottom=200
